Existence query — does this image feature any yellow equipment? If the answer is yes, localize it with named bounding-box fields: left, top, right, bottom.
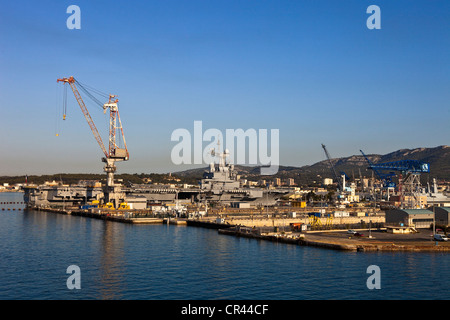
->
left=100, top=202, right=114, bottom=209
left=118, top=202, right=130, bottom=210
left=309, top=215, right=322, bottom=229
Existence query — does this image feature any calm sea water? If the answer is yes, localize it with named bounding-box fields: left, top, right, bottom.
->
left=0, top=192, right=449, bottom=300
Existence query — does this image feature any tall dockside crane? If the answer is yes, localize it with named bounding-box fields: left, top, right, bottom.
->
left=321, top=144, right=343, bottom=192
left=359, top=150, right=396, bottom=189
left=360, top=149, right=430, bottom=209
left=57, top=76, right=129, bottom=207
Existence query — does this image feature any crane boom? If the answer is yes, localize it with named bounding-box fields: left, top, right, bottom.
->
left=57, top=76, right=130, bottom=208
left=321, top=144, right=343, bottom=191
left=57, top=76, right=108, bottom=158
left=360, top=149, right=396, bottom=188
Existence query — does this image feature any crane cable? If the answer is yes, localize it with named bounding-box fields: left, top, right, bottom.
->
left=57, top=78, right=118, bottom=149
left=76, top=80, right=109, bottom=99
left=75, top=79, right=109, bottom=110
left=73, top=79, right=124, bottom=149
left=55, top=83, right=61, bottom=137
left=72, top=80, right=111, bottom=146
left=63, top=83, right=67, bottom=120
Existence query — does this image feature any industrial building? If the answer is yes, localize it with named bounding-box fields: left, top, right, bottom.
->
left=434, top=207, right=450, bottom=226
left=385, top=209, right=435, bottom=229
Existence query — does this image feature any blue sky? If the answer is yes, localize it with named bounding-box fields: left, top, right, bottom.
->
left=0, top=0, right=449, bottom=175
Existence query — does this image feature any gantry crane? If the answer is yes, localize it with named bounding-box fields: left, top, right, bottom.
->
left=57, top=76, right=129, bottom=207
left=360, top=149, right=430, bottom=209
left=360, top=150, right=396, bottom=189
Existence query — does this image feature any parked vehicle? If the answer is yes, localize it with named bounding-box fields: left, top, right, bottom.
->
left=434, top=234, right=449, bottom=241
left=347, top=230, right=357, bottom=234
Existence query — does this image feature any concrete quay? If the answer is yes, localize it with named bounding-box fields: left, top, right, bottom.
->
left=30, top=206, right=164, bottom=224
left=220, top=215, right=384, bottom=228
left=27, top=206, right=450, bottom=252
left=69, top=211, right=165, bottom=224
left=218, top=226, right=450, bottom=252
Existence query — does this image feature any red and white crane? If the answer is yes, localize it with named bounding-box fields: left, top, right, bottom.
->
left=57, top=76, right=129, bottom=205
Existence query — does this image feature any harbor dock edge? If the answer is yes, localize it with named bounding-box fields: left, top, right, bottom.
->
left=26, top=206, right=450, bottom=252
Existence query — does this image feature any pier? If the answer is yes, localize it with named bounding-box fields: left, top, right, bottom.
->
left=22, top=205, right=450, bottom=252
left=218, top=226, right=450, bottom=252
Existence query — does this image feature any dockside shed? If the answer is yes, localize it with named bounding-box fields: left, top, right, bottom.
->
left=385, top=209, right=434, bottom=229
left=434, top=207, right=450, bottom=226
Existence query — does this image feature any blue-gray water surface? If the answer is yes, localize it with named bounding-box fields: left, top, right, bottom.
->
left=0, top=192, right=449, bottom=300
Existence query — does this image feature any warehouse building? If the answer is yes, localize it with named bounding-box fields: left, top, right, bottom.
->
left=434, top=207, right=450, bottom=226
left=385, top=209, right=435, bottom=229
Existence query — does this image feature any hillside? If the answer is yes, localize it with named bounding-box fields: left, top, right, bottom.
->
left=1, top=146, right=448, bottom=187
left=175, top=145, right=450, bottom=184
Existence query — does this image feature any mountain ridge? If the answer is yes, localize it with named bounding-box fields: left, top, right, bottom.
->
left=174, top=145, right=450, bottom=183
left=1, top=146, right=448, bottom=186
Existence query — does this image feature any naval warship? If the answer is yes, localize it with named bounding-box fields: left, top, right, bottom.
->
left=124, top=146, right=288, bottom=207
left=23, top=147, right=288, bottom=209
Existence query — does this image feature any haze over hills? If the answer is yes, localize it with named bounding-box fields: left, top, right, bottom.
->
left=175, top=146, right=450, bottom=184
left=1, top=146, right=448, bottom=186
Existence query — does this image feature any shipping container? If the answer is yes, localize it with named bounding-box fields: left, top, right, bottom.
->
left=308, top=212, right=321, bottom=218
left=333, top=211, right=350, bottom=218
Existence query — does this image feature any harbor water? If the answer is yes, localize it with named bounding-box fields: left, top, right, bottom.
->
left=1, top=192, right=449, bottom=300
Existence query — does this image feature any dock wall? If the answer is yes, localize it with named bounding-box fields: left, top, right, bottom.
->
left=223, top=216, right=384, bottom=228
left=25, top=206, right=450, bottom=252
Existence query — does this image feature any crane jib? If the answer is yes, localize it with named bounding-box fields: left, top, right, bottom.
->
left=57, top=76, right=129, bottom=161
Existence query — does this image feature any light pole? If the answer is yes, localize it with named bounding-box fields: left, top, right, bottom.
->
left=433, top=205, right=436, bottom=235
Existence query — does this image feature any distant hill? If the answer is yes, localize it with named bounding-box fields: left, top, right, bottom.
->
left=175, top=145, right=450, bottom=184
left=2, top=146, right=448, bottom=186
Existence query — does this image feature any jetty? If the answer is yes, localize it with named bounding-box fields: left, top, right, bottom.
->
left=24, top=205, right=450, bottom=252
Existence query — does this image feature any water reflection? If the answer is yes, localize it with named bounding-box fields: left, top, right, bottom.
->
left=97, top=221, right=126, bottom=300
left=1, top=191, right=450, bottom=300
